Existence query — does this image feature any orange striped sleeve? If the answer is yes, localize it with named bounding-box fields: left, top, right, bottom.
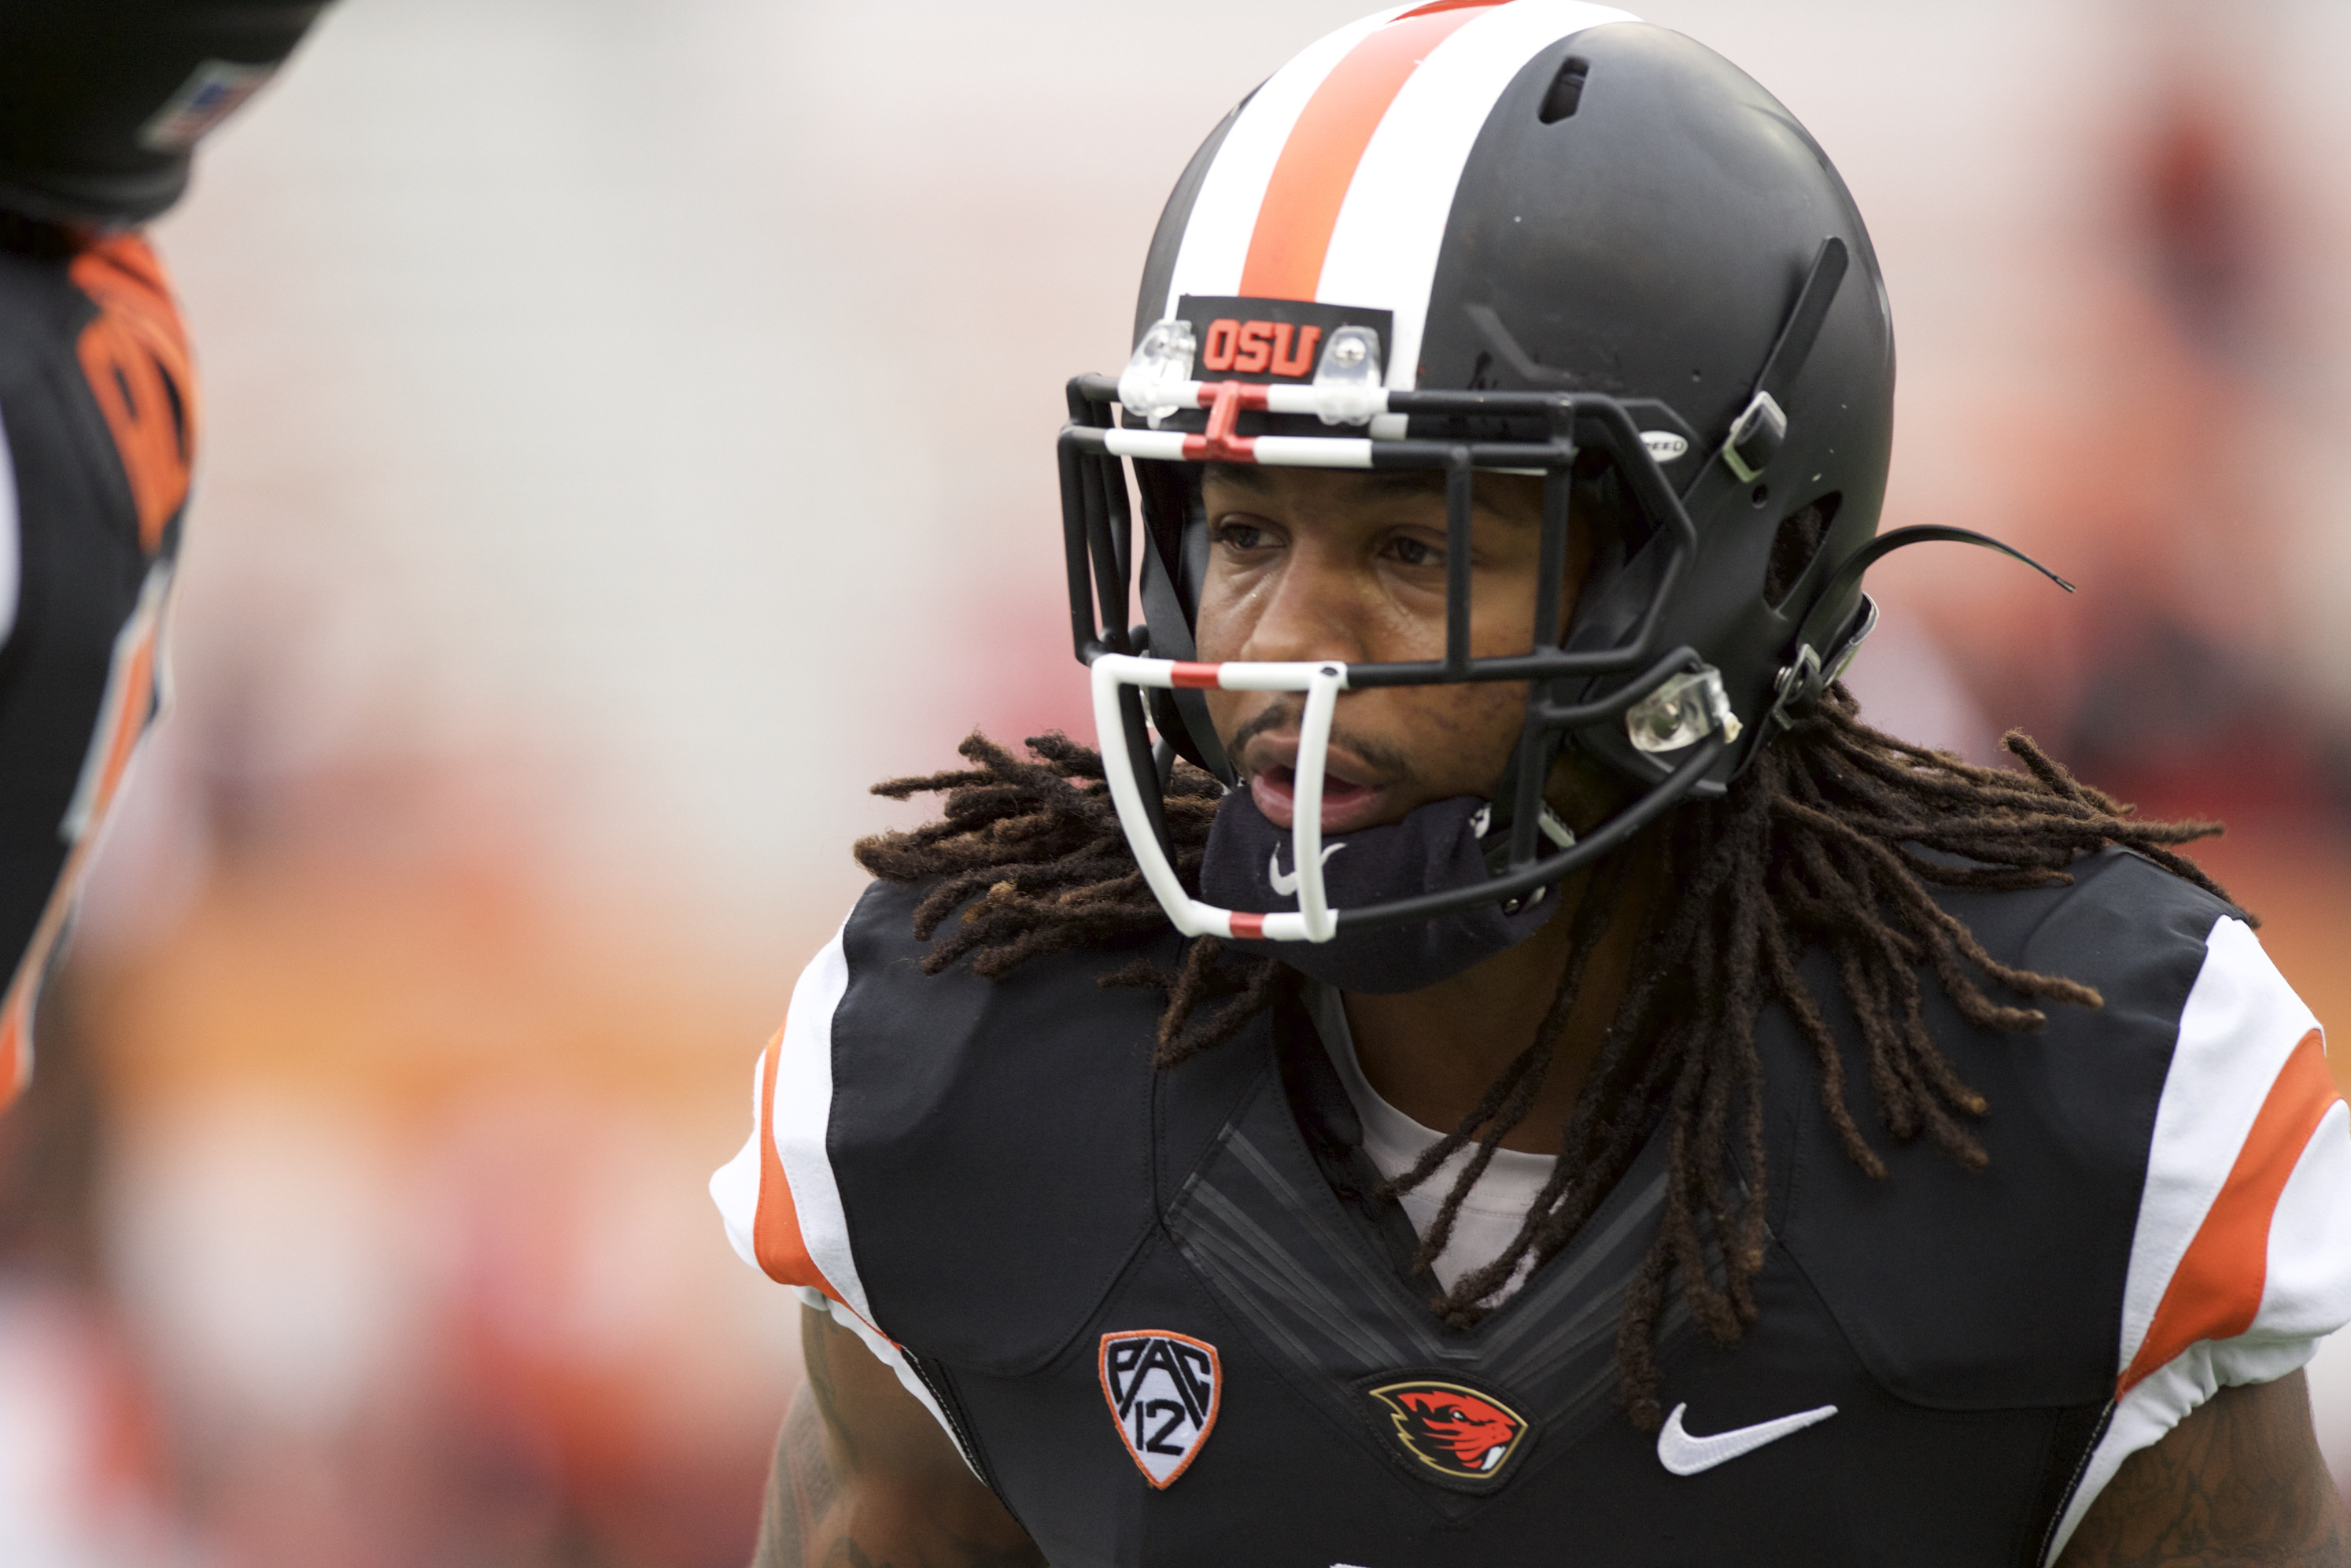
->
left=2120, top=1029, right=2340, bottom=1393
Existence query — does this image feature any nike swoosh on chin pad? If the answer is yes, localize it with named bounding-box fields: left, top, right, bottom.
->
left=1199, top=788, right=1552, bottom=993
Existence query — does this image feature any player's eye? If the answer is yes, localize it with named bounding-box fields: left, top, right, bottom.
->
left=1384, top=534, right=1445, bottom=569
left=1212, top=518, right=1276, bottom=552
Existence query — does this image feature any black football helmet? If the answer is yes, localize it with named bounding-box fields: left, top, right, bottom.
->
left=1059, top=2, right=2056, bottom=947
left=0, top=0, right=328, bottom=227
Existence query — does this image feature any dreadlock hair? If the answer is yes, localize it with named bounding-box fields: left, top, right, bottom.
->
left=854, top=705, right=2231, bottom=1428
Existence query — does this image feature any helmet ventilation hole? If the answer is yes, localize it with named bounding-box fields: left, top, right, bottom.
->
left=1538, top=57, right=1590, bottom=124
left=1750, top=483, right=1770, bottom=507
left=1765, top=496, right=1843, bottom=608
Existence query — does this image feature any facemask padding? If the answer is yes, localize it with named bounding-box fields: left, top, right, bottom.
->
left=1200, top=788, right=1555, bottom=993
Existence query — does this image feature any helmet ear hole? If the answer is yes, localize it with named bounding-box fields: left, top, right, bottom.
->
left=1766, top=495, right=1842, bottom=610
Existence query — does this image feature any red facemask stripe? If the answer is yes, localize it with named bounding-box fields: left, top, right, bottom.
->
left=1236, top=5, right=1493, bottom=303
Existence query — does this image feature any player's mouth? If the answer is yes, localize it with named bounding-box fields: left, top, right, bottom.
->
left=1247, top=754, right=1391, bottom=835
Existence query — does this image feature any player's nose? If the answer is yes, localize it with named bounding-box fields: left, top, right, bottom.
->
left=1234, top=549, right=1373, bottom=667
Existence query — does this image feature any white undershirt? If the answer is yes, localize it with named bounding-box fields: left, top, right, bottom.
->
left=1308, top=985, right=1555, bottom=1303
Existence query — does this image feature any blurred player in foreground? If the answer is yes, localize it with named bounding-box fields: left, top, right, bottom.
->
left=716, top=5, right=2351, bottom=1562
left=0, top=0, right=323, bottom=1103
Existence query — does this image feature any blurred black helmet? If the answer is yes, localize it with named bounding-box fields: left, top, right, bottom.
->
left=0, top=0, right=328, bottom=227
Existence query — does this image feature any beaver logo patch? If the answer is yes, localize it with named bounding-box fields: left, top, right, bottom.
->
left=1100, top=1331, right=1220, bottom=1488
left=1367, top=1378, right=1530, bottom=1488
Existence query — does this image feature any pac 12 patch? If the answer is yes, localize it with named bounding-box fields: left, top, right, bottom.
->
left=1099, top=1330, right=1220, bottom=1488
left=1366, top=1378, right=1531, bottom=1490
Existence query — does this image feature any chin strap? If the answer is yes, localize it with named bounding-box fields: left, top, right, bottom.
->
left=1471, top=799, right=1576, bottom=899
left=1474, top=720, right=1574, bottom=879
left=1720, top=236, right=1849, bottom=485
left=1768, top=526, right=2075, bottom=729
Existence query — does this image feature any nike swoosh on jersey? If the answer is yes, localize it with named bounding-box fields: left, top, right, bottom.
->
left=1268, top=842, right=1345, bottom=897
left=1655, top=1401, right=1838, bottom=1476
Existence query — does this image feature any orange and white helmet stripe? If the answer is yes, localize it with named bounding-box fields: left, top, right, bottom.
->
left=1160, top=0, right=1638, bottom=388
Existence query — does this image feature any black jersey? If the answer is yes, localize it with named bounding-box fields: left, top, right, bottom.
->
left=0, top=230, right=192, bottom=1100
left=714, top=848, right=2351, bottom=1566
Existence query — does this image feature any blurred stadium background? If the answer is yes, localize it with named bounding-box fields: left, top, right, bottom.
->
left=6, top=0, right=2351, bottom=1561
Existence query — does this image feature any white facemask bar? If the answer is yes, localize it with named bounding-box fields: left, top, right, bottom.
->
left=1091, top=653, right=1348, bottom=943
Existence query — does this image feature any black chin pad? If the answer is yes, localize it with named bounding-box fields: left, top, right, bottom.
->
left=1199, top=788, right=1553, bottom=994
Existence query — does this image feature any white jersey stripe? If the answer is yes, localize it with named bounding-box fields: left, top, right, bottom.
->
left=1160, top=7, right=1408, bottom=323
left=1319, top=1, right=1636, bottom=388
left=710, top=923, right=969, bottom=1463
left=2117, top=916, right=2320, bottom=1378
left=768, top=924, right=871, bottom=1322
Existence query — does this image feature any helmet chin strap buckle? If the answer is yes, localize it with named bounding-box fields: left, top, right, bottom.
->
left=1722, top=391, right=1787, bottom=484
left=1768, top=596, right=1880, bottom=730
left=1471, top=802, right=1575, bottom=849
left=1767, top=524, right=2073, bottom=736
left=1769, top=644, right=1826, bottom=727
left=1715, top=235, right=1850, bottom=485
left=1472, top=801, right=1576, bottom=913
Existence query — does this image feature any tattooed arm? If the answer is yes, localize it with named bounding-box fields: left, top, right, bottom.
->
left=2058, top=1370, right=2349, bottom=1567
left=751, top=1304, right=1046, bottom=1568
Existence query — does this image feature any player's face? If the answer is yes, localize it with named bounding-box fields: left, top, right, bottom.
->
left=1194, top=465, right=1596, bottom=835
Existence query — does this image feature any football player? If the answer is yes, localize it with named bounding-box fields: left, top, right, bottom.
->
left=714, top=6, right=2351, bottom=1563
left=0, top=0, right=325, bottom=1102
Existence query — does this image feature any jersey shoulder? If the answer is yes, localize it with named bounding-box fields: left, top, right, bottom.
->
left=1946, top=843, right=2236, bottom=1016
left=1776, top=847, right=2346, bottom=1411
left=713, top=878, right=1195, bottom=1372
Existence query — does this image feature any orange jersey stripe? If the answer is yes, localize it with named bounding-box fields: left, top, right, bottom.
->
left=69, top=235, right=197, bottom=555
left=1237, top=4, right=1495, bottom=302
left=0, top=1000, right=21, bottom=1100
left=2121, top=1028, right=2340, bottom=1393
left=751, top=1025, right=840, bottom=1301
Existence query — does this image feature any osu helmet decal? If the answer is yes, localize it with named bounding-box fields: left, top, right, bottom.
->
left=1367, top=1378, right=1532, bottom=1489
left=1056, top=2, right=2066, bottom=972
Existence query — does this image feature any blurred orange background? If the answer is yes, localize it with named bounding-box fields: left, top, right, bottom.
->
left=5, top=1, right=2351, bottom=1562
